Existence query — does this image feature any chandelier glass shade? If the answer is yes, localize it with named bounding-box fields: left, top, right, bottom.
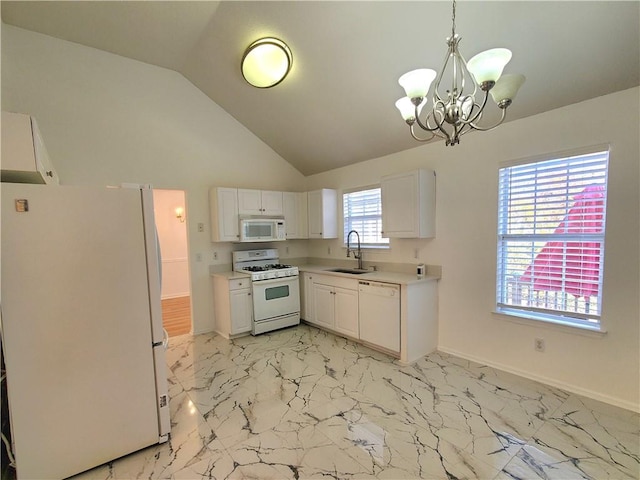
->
left=396, top=0, right=525, bottom=146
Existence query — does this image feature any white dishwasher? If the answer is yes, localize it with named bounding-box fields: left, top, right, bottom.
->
left=358, top=281, right=400, bottom=353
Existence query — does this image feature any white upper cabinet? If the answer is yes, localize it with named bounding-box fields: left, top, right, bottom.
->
left=1, top=111, right=59, bottom=185
left=238, top=189, right=283, bottom=216
left=283, top=191, right=308, bottom=239
left=308, top=189, right=337, bottom=239
left=381, top=169, right=436, bottom=238
left=209, top=187, right=240, bottom=242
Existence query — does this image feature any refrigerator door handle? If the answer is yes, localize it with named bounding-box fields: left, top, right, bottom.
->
left=152, top=328, right=169, bottom=349
left=162, top=328, right=169, bottom=349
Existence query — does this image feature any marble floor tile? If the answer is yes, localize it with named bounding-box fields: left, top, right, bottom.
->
left=500, top=394, right=640, bottom=479
left=84, top=323, right=637, bottom=480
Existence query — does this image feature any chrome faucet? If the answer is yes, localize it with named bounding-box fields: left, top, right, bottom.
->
left=346, top=230, right=363, bottom=270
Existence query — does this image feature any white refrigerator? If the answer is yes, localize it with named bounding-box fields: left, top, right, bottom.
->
left=0, top=183, right=171, bottom=479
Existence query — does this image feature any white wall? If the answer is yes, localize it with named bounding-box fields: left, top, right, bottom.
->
left=306, top=88, right=640, bottom=411
left=1, top=25, right=307, bottom=334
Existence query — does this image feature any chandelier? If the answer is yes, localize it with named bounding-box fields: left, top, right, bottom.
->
left=395, top=0, right=525, bottom=146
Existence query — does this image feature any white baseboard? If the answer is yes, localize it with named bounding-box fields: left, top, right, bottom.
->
left=437, top=346, right=640, bottom=414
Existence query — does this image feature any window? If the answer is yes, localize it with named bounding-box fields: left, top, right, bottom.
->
left=343, top=187, right=389, bottom=248
left=496, top=147, right=609, bottom=330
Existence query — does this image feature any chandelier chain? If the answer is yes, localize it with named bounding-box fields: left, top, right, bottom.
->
left=451, top=0, right=456, bottom=38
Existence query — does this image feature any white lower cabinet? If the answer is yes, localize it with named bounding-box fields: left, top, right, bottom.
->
left=300, top=272, right=314, bottom=321
left=300, top=270, right=438, bottom=362
left=308, top=274, right=359, bottom=339
left=313, top=283, right=335, bottom=330
left=212, top=275, right=253, bottom=338
left=229, top=287, right=253, bottom=334
left=333, top=286, right=359, bottom=338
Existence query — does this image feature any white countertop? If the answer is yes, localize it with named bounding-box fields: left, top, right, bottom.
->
left=211, top=270, right=250, bottom=280
left=211, top=265, right=438, bottom=285
left=297, top=264, right=438, bottom=286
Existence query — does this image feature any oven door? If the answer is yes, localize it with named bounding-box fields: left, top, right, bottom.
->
left=251, top=276, right=300, bottom=322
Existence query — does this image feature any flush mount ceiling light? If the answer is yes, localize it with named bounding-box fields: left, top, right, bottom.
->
left=241, top=37, right=292, bottom=88
left=395, top=0, right=525, bottom=146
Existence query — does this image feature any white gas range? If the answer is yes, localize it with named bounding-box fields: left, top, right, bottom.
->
left=232, top=249, right=300, bottom=335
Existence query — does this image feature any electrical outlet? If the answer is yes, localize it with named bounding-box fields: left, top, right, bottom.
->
left=285, top=246, right=289, bottom=255
left=534, top=338, right=545, bottom=352
left=195, top=253, right=202, bottom=262
left=328, top=246, right=331, bottom=255
left=414, top=248, right=419, bottom=259
left=197, top=222, right=204, bottom=233
left=213, top=251, right=218, bottom=260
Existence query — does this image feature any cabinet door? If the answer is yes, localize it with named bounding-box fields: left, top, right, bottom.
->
left=238, top=189, right=283, bottom=216
left=308, top=189, right=337, bottom=239
left=333, top=287, right=359, bottom=338
left=261, top=191, right=284, bottom=216
left=381, top=169, right=435, bottom=239
left=229, top=288, right=253, bottom=334
left=31, top=117, right=58, bottom=184
left=283, top=192, right=299, bottom=239
left=296, top=192, right=309, bottom=238
left=312, top=283, right=335, bottom=329
left=307, top=190, right=323, bottom=238
left=381, top=171, right=419, bottom=238
left=1, top=112, right=58, bottom=184
left=210, top=187, right=239, bottom=242
left=238, top=189, right=263, bottom=215
left=300, top=273, right=315, bottom=321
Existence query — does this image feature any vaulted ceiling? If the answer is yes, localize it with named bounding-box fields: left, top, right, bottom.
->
left=2, top=1, right=639, bottom=175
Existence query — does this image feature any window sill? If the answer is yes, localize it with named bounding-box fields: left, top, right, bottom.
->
left=493, top=308, right=607, bottom=337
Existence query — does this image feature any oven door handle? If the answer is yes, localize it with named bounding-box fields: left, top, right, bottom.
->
left=253, top=276, right=299, bottom=286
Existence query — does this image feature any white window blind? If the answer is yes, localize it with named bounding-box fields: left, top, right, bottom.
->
left=343, top=187, right=389, bottom=247
left=496, top=149, right=609, bottom=329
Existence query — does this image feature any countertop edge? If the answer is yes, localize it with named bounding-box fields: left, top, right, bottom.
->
left=297, top=264, right=439, bottom=285
left=210, top=271, right=251, bottom=280
left=210, top=265, right=439, bottom=285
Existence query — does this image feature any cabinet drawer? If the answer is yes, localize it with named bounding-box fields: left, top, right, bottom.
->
left=313, top=274, right=358, bottom=291
left=229, top=278, right=250, bottom=290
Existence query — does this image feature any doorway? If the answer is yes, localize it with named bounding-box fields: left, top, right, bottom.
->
left=153, top=189, right=192, bottom=337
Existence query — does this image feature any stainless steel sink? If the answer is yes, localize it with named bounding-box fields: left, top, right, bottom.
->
left=328, top=268, right=369, bottom=275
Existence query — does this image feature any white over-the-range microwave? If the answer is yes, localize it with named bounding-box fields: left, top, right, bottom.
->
left=239, top=216, right=286, bottom=242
